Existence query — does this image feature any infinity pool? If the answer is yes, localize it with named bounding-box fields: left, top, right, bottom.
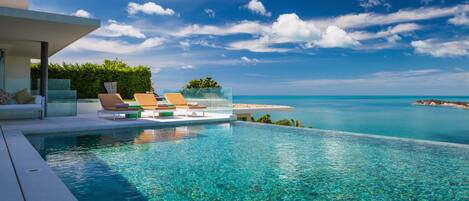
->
left=28, top=122, right=468, bottom=200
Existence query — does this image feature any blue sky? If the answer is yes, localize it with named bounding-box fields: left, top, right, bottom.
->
left=31, top=0, right=469, bottom=95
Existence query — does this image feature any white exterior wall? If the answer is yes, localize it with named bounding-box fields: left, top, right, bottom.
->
left=5, top=55, right=30, bottom=93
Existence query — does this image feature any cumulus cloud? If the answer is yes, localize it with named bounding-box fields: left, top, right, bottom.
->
left=411, top=39, right=469, bottom=57
left=315, top=26, right=359, bottom=48
left=271, top=13, right=322, bottom=42
left=127, top=2, right=175, bottom=16
left=228, top=13, right=358, bottom=52
left=244, top=0, right=271, bottom=17
left=67, top=37, right=165, bottom=54
left=94, top=20, right=146, bottom=39
left=204, top=8, right=216, bottom=18
left=73, top=9, right=92, bottom=18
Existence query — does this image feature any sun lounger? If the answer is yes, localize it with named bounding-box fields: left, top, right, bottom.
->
left=164, top=93, right=207, bottom=117
left=134, top=93, right=176, bottom=118
left=97, top=93, right=139, bottom=120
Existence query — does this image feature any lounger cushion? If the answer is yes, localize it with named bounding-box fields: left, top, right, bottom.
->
left=103, top=107, right=139, bottom=111
left=142, top=106, right=175, bottom=110
left=115, top=103, right=130, bottom=108
left=176, top=105, right=207, bottom=109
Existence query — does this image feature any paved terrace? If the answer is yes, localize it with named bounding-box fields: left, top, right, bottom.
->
left=0, top=112, right=234, bottom=201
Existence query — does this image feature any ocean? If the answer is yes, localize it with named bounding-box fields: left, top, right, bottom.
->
left=233, top=96, right=469, bottom=144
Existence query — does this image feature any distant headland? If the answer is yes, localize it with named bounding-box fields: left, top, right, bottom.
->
left=415, top=99, right=469, bottom=109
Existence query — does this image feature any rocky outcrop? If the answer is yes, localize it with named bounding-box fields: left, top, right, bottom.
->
left=415, top=99, right=469, bottom=109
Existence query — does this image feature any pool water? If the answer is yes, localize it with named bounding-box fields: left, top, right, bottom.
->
left=28, top=123, right=469, bottom=200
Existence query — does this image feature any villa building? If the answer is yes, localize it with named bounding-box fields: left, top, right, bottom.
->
left=0, top=0, right=99, bottom=118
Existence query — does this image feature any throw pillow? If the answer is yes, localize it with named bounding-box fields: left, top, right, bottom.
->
left=0, top=89, right=13, bottom=105
left=15, top=89, right=36, bottom=104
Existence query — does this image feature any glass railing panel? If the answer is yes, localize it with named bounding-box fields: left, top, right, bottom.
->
left=31, top=79, right=77, bottom=117
left=163, top=88, right=233, bottom=115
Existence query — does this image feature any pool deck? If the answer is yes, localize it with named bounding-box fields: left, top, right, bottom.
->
left=0, top=112, right=235, bottom=201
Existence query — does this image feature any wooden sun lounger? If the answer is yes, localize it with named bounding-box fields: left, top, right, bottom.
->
left=134, top=93, right=175, bottom=118
left=164, top=93, right=208, bottom=117
left=97, top=93, right=139, bottom=120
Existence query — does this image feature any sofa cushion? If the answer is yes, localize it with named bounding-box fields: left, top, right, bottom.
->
left=15, top=89, right=36, bottom=104
left=0, top=89, right=13, bottom=105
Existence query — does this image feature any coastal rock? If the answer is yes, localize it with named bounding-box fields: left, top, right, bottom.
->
left=415, top=99, right=469, bottom=109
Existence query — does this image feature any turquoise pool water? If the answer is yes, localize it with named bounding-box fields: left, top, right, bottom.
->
left=28, top=123, right=468, bottom=200
left=234, top=96, right=469, bottom=144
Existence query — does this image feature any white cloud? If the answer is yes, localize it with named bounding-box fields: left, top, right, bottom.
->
left=315, top=26, right=359, bottom=48
left=67, top=37, right=165, bottom=54
left=228, top=13, right=358, bottom=52
left=179, top=41, right=190, bottom=50
left=171, top=4, right=469, bottom=53
left=174, top=21, right=266, bottom=36
left=228, top=37, right=290, bottom=52
left=140, top=37, right=165, bottom=48
left=350, top=23, right=421, bottom=40
left=181, top=65, right=195, bottom=69
left=448, top=13, right=469, bottom=26
left=411, top=39, right=469, bottom=57
left=73, top=9, right=92, bottom=18
left=271, top=13, right=322, bottom=42
left=204, top=8, right=216, bottom=18
left=359, top=0, right=392, bottom=11
left=94, top=20, right=146, bottom=39
left=245, top=0, right=271, bottom=17
left=240, top=56, right=260, bottom=63
left=311, top=4, right=469, bottom=29
left=127, top=2, right=175, bottom=16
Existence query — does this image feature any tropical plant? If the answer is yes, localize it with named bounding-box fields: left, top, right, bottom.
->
left=183, top=77, right=221, bottom=89
left=256, top=114, right=273, bottom=124
left=180, top=77, right=222, bottom=98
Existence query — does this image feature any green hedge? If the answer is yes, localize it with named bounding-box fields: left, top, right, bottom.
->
left=31, top=59, right=152, bottom=99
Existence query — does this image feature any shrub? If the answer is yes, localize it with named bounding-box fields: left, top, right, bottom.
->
left=275, top=119, right=293, bottom=126
left=31, top=59, right=152, bottom=99
left=256, top=114, right=273, bottom=124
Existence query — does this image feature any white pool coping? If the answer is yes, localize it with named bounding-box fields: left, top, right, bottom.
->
left=0, top=112, right=235, bottom=201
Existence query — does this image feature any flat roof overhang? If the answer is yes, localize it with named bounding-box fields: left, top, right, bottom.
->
left=0, top=6, right=100, bottom=58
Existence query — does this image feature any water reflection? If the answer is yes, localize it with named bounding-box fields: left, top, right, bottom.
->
left=28, top=126, right=206, bottom=157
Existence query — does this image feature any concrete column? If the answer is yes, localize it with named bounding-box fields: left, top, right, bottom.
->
left=40, top=41, right=48, bottom=117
